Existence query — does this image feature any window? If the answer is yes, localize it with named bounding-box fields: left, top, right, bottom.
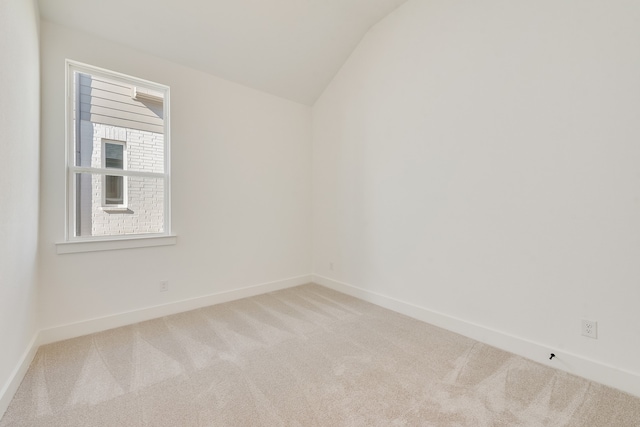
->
left=65, top=60, right=171, bottom=242
left=103, top=140, right=126, bottom=207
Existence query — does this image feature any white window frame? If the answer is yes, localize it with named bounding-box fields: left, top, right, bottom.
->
left=60, top=60, right=174, bottom=252
left=101, top=139, right=128, bottom=209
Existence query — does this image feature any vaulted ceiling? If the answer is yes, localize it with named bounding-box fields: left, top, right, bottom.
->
left=38, top=0, right=409, bottom=105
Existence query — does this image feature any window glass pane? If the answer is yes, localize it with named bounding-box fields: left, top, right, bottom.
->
left=74, top=173, right=165, bottom=237
left=73, top=71, right=164, bottom=173
left=105, top=175, right=124, bottom=204
left=105, top=143, right=124, bottom=169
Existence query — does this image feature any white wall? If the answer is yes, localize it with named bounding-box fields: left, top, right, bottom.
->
left=313, top=0, right=640, bottom=394
left=0, top=0, right=40, bottom=414
left=39, top=21, right=312, bottom=331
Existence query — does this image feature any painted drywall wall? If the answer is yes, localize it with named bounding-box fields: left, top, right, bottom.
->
left=0, top=0, right=40, bottom=413
left=39, top=21, right=312, bottom=330
left=313, top=0, right=640, bottom=389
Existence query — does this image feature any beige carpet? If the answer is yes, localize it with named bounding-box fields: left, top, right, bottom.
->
left=2, top=284, right=640, bottom=426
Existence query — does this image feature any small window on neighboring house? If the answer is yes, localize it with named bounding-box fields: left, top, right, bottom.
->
left=65, top=60, right=170, bottom=240
left=103, top=140, right=126, bottom=207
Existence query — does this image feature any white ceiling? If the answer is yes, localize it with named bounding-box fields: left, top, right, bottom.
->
left=38, top=0, right=408, bottom=105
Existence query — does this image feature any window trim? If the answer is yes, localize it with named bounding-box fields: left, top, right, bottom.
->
left=56, top=235, right=177, bottom=254
left=64, top=59, right=172, bottom=246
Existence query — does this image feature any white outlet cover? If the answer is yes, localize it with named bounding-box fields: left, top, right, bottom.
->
left=582, top=319, right=597, bottom=339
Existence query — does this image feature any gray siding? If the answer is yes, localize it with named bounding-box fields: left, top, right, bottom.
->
left=78, top=74, right=163, bottom=134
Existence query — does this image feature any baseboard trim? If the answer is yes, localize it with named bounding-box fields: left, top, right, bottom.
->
left=0, top=333, right=40, bottom=419
left=313, top=274, right=640, bottom=398
left=39, top=274, right=312, bottom=346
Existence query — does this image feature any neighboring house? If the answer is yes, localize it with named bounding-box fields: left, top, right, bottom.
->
left=75, top=73, right=165, bottom=237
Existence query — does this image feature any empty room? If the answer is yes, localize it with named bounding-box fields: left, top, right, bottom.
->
left=2, top=0, right=640, bottom=425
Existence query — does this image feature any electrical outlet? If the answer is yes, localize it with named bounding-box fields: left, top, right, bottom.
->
left=582, top=319, right=597, bottom=339
left=159, top=280, right=169, bottom=292
left=329, top=262, right=334, bottom=271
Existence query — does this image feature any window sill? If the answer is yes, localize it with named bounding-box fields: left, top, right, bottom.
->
left=56, top=235, right=177, bottom=254
left=101, top=207, right=133, bottom=214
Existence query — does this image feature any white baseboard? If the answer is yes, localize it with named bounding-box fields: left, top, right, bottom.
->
left=39, top=274, right=312, bottom=345
left=313, top=274, right=640, bottom=398
left=0, top=333, right=40, bottom=419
